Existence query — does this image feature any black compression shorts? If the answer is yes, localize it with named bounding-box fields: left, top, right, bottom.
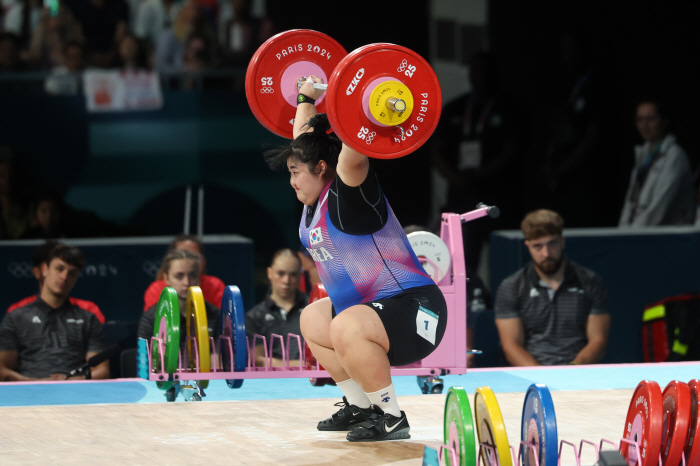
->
left=332, top=284, right=448, bottom=366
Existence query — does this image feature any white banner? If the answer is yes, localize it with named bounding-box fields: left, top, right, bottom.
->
left=83, top=70, right=164, bottom=112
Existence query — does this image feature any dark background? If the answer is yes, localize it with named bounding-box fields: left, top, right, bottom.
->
left=489, top=1, right=700, bottom=216
left=264, top=0, right=700, bottom=227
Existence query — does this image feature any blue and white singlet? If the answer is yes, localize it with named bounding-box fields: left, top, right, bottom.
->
left=299, top=178, right=434, bottom=313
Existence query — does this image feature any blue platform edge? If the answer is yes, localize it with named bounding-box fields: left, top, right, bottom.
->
left=1, top=362, right=698, bottom=407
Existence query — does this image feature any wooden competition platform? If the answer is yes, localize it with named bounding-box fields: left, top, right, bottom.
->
left=2, top=362, right=699, bottom=465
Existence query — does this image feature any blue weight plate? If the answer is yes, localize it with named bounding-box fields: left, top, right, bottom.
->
left=220, top=285, right=247, bottom=389
left=521, top=383, right=558, bottom=466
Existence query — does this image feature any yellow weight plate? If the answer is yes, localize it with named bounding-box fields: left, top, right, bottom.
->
left=474, top=386, right=512, bottom=466
left=368, top=80, right=413, bottom=126
left=186, top=286, right=210, bottom=389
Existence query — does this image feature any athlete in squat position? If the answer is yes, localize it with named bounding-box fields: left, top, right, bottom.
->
left=264, top=76, right=448, bottom=442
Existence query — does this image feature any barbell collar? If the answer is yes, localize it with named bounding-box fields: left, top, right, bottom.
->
left=386, top=97, right=407, bottom=112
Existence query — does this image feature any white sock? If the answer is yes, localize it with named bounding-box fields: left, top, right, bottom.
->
left=366, top=384, right=401, bottom=417
left=337, top=379, right=371, bottom=408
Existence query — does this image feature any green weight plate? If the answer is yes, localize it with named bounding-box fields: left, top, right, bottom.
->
left=153, top=287, right=180, bottom=390
left=444, top=386, right=477, bottom=466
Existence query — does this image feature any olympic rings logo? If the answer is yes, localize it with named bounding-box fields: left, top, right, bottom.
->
left=142, top=261, right=161, bottom=278
left=366, top=131, right=376, bottom=144
left=260, top=87, right=275, bottom=93
left=397, top=59, right=408, bottom=72
left=7, top=261, right=33, bottom=279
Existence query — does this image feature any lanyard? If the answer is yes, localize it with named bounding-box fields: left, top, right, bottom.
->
left=642, top=143, right=662, bottom=171
left=568, top=69, right=593, bottom=106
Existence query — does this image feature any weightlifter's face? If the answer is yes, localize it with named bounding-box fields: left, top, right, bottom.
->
left=288, top=157, right=327, bottom=205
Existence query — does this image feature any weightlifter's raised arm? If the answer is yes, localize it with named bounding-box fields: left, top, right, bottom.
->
left=293, top=76, right=324, bottom=138
left=295, top=75, right=368, bottom=187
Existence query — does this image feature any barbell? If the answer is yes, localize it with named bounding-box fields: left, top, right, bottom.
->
left=245, top=29, right=442, bottom=159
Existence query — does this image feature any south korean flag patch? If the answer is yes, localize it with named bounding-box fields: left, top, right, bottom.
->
left=310, top=228, right=323, bottom=245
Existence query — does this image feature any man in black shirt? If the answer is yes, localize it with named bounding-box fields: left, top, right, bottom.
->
left=0, top=244, right=108, bottom=381
left=494, top=210, right=610, bottom=366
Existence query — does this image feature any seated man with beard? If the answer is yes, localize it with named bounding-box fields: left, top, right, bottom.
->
left=494, top=209, right=610, bottom=366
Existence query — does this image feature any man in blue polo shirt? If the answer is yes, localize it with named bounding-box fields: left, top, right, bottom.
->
left=494, top=209, right=610, bottom=366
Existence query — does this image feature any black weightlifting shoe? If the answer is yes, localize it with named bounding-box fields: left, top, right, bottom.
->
left=346, top=410, right=410, bottom=442
left=317, top=397, right=379, bottom=431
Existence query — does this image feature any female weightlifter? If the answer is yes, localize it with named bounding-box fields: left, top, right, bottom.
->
left=263, top=76, right=447, bottom=442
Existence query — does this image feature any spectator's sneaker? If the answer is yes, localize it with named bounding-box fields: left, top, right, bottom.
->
left=317, top=397, right=379, bottom=431
left=346, top=410, right=410, bottom=442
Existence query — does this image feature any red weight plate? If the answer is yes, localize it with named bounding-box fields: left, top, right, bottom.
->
left=685, top=380, right=700, bottom=465
left=621, top=380, right=663, bottom=466
left=661, top=380, right=691, bottom=465
left=245, top=29, right=347, bottom=139
left=326, top=43, right=442, bottom=159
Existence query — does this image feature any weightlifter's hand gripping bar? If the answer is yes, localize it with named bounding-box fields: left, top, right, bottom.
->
left=296, top=76, right=407, bottom=113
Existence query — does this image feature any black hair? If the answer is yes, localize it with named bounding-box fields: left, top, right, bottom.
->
left=636, top=98, right=671, bottom=121
left=263, top=113, right=341, bottom=173
left=63, top=40, right=84, bottom=55
left=47, top=244, right=85, bottom=271
left=168, top=234, right=203, bottom=254
left=118, top=33, right=150, bottom=70
left=31, top=240, right=60, bottom=267
left=34, top=190, right=65, bottom=210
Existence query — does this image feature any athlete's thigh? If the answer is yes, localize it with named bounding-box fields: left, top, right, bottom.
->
left=300, top=296, right=334, bottom=347
left=331, top=304, right=390, bottom=353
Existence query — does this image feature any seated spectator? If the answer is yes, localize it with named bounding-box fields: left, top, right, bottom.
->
left=0, top=244, right=109, bottom=381
left=220, top=0, right=273, bottom=67
left=62, top=0, right=128, bottom=68
left=143, top=234, right=225, bottom=310
left=26, top=3, right=84, bottom=69
left=0, top=149, right=33, bottom=240
left=133, top=0, right=181, bottom=50
left=116, top=32, right=150, bottom=70
left=0, top=32, right=27, bottom=72
left=7, top=240, right=106, bottom=324
left=20, top=191, right=65, bottom=238
left=494, top=209, right=610, bottom=366
left=2, top=0, right=42, bottom=53
left=180, top=31, right=213, bottom=89
left=153, top=0, right=216, bottom=74
left=137, top=249, right=219, bottom=347
left=246, top=248, right=308, bottom=367
left=43, top=40, right=85, bottom=94
left=618, top=99, right=696, bottom=227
